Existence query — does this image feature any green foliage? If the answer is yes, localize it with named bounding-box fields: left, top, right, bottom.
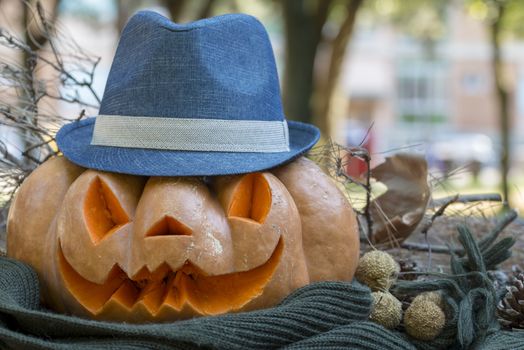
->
left=364, top=0, right=524, bottom=41
left=364, top=0, right=451, bottom=41
left=401, top=114, right=446, bottom=124
left=466, top=0, right=524, bottom=38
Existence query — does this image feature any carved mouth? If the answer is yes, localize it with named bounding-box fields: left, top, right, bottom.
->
left=58, top=238, right=283, bottom=318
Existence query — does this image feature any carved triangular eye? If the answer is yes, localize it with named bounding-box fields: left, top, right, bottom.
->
left=146, top=216, right=193, bottom=237
left=228, top=173, right=271, bottom=224
left=84, top=176, right=129, bottom=244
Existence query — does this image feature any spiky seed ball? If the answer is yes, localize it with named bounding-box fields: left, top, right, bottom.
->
left=369, top=291, right=403, bottom=329
left=412, top=291, right=444, bottom=309
left=355, top=250, right=400, bottom=291
left=404, top=299, right=446, bottom=341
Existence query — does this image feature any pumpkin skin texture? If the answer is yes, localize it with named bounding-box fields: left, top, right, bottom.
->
left=6, top=157, right=84, bottom=296
left=213, top=173, right=309, bottom=310
left=7, top=156, right=358, bottom=323
left=272, top=157, right=360, bottom=282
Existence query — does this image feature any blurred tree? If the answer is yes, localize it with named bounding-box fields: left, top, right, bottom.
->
left=20, top=0, right=61, bottom=163
left=317, top=0, right=364, bottom=136
left=162, top=0, right=217, bottom=22
left=23, top=0, right=61, bottom=57
left=487, top=0, right=511, bottom=208
left=116, top=0, right=135, bottom=33
left=280, top=0, right=364, bottom=136
left=115, top=1, right=221, bottom=39
left=368, top=0, right=449, bottom=59
left=162, top=0, right=186, bottom=22
left=465, top=0, right=524, bottom=207
left=370, top=0, right=522, bottom=206
left=281, top=0, right=328, bottom=125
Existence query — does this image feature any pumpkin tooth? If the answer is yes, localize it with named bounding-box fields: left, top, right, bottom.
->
left=108, top=280, right=140, bottom=310
left=136, top=280, right=167, bottom=315
left=131, top=263, right=172, bottom=283
left=58, top=246, right=127, bottom=314
left=162, top=273, right=187, bottom=310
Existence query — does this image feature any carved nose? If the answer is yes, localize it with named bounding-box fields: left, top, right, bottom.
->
left=146, top=216, right=193, bottom=237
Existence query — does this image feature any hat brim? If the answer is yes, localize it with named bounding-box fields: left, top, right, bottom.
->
left=56, top=118, right=320, bottom=176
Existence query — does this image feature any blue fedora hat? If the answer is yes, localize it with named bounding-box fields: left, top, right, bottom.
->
left=56, top=11, right=320, bottom=176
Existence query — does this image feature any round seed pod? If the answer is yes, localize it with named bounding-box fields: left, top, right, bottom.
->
left=355, top=250, right=400, bottom=291
left=369, top=291, right=403, bottom=329
left=404, top=299, right=446, bottom=341
left=413, top=291, right=444, bottom=309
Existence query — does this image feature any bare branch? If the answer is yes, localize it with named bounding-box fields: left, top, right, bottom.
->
left=399, top=209, right=519, bottom=256
left=399, top=241, right=462, bottom=254
left=0, top=0, right=102, bottom=239
left=420, top=194, right=459, bottom=235
left=363, top=152, right=372, bottom=239
left=431, top=193, right=503, bottom=207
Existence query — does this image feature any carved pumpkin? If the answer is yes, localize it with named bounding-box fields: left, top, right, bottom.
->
left=7, top=156, right=359, bottom=322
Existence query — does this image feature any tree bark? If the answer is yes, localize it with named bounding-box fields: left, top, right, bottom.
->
left=197, top=0, right=215, bottom=19
left=23, top=0, right=60, bottom=54
left=163, top=0, right=215, bottom=22
left=22, top=0, right=61, bottom=115
left=21, top=0, right=60, bottom=164
left=162, top=0, right=187, bottom=22
left=317, top=0, right=364, bottom=137
left=489, top=1, right=511, bottom=207
left=115, top=0, right=131, bottom=34
left=282, top=0, right=331, bottom=125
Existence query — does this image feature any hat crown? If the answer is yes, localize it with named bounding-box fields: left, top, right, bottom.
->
left=99, top=11, right=284, bottom=122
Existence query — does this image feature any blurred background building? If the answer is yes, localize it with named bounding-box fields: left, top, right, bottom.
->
left=345, top=2, right=524, bottom=171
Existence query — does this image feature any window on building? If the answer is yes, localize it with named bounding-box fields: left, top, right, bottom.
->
left=396, top=61, right=448, bottom=133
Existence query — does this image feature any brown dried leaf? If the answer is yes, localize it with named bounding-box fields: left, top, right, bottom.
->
left=369, top=154, right=430, bottom=246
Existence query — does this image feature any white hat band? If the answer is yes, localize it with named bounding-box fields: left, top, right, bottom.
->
left=91, top=115, right=290, bottom=153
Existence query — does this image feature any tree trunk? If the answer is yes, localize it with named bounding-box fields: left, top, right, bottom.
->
left=21, top=0, right=60, bottom=164
left=489, top=2, right=511, bottom=207
left=281, top=0, right=330, bottom=125
left=163, top=0, right=215, bottom=22
left=23, top=0, right=61, bottom=115
left=23, top=0, right=60, bottom=56
left=197, top=0, right=215, bottom=19
left=162, top=0, right=187, bottom=22
left=317, top=0, right=364, bottom=137
left=115, top=0, right=131, bottom=34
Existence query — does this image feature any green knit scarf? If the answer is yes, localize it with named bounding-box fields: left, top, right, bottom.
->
left=1, top=223, right=524, bottom=349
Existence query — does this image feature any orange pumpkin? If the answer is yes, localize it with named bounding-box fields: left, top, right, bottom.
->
left=7, top=156, right=359, bottom=322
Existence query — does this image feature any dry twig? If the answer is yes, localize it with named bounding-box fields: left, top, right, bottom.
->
left=0, top=1, right=101, bottom=234
left=308, top=140, right=373, bottom=239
